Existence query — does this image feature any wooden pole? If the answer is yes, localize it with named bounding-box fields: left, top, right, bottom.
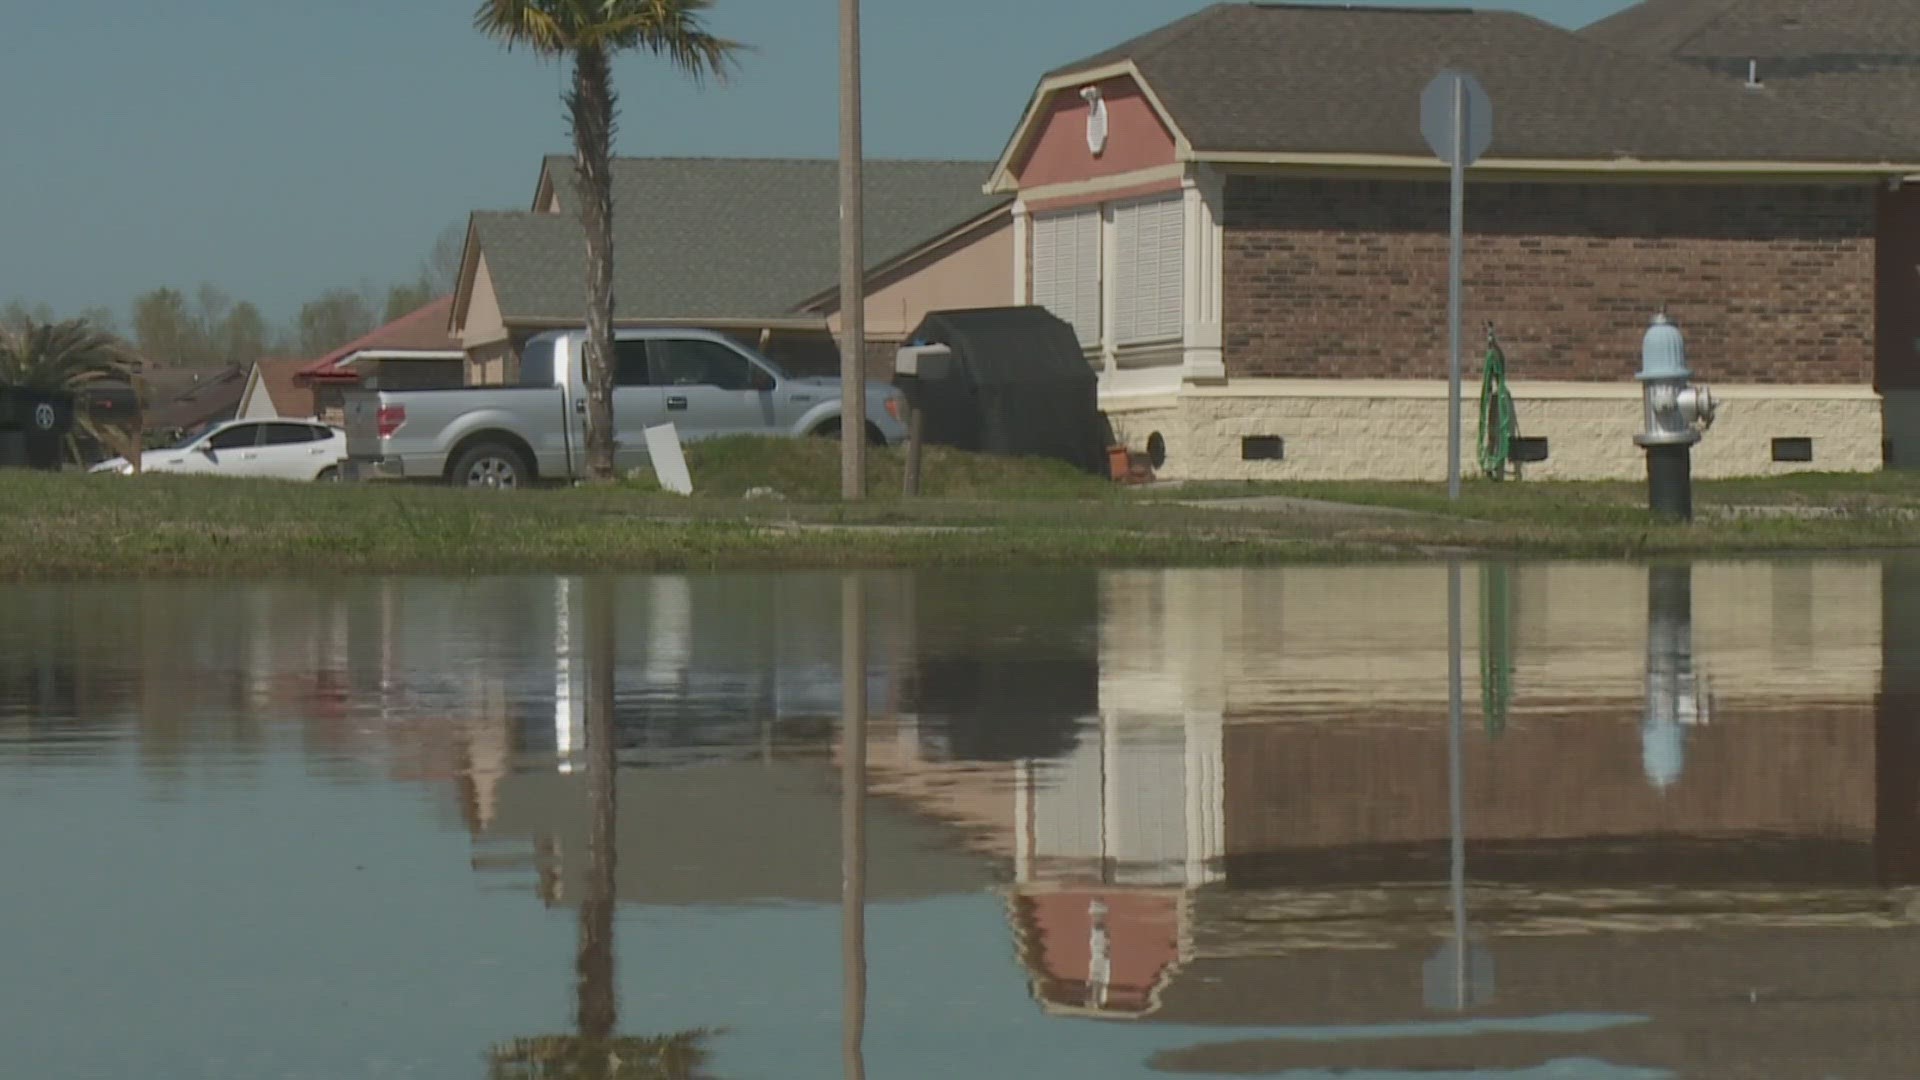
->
left=837, top=0, right=867, bottom=500
left=902, top=404, right=923, bottom=497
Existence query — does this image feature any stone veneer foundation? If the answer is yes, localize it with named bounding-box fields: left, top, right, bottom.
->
left=1104, top=380, right=1884, bottom=482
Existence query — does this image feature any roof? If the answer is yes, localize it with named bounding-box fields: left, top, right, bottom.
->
left=1581, top=0, right=1920, bottom=146
left=145, top=365, right=246, bottom=433
left=244, top=357, right=315, bottom=418
left=1581, top=0, right=1920, bottom=59
left=1019, top=2, right=1913, bottom=167
left=297, top=295, right=462, bottom=381
left=471, top=157, right=1005, bottom=324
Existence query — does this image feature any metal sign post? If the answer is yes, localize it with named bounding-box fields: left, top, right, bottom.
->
left=1421, top=71, right=1492, bottom=502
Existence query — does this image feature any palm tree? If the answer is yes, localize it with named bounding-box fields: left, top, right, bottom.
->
left=475, top=0, right=740, bottom=482
left=0, top=315, right=142, bottom=466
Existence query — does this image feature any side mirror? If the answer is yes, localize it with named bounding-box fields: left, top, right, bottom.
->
left=750, top=368, right=776, bottom=392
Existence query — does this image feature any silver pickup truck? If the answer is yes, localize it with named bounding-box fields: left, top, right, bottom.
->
left=343, top=327, right=907, bottom=487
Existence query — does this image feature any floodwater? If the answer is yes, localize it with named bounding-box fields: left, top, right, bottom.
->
left=2, top=561, right=1917, bottom=1079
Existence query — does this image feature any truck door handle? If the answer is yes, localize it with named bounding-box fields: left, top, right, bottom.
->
left=574, top=399, right=587, bottom=414
left=667, top=396, right=688, bottom=411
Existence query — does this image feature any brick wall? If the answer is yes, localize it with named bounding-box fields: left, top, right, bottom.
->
left=1223, top=176, right=1876, bottom=384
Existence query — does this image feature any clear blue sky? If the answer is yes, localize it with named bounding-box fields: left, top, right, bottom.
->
left=2, top=0, right=1634, bottom=322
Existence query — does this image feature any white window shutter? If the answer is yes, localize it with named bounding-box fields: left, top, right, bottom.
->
left=1031, top=210, right=1100, bottom=347
left=1112, top=197, right=1184, bottom=345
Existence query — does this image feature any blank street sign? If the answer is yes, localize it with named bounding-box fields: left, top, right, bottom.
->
left=1421, top=70, right=1494, bottom=167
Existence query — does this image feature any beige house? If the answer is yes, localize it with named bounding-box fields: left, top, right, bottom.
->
left=450, top=156, right=1013, bottom=385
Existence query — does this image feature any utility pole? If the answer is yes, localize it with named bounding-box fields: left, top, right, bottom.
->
left=837, top=0, right=867, bottom=500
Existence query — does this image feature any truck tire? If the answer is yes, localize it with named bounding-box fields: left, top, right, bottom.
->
left=810, top=418, right=887, bottom=446
left=449, top=442, right=531, bottom=490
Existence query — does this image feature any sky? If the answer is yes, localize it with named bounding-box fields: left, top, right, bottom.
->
left=1, top=0, right=1636, bottom=324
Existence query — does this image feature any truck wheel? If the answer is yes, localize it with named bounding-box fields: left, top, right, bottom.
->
left=450, top=443, right=530, bottom=490
left=316, top=466, right=340, bottom=483
left=811, top=418, right=887, bottom=445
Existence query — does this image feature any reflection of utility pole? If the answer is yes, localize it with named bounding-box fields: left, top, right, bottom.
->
left=841, top=574, right=868, bottom=1080
left=1644, top=564, right=1708, bottom=792
left=1879, top=558, right=1920, bottom=888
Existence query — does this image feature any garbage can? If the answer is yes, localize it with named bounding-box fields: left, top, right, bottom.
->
left=0, top=387, right=76, bottom=470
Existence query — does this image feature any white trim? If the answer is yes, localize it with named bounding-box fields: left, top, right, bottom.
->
left=1016, top=163, right=1187, bottom=205
left=1098, top=204, right=1118, bottom=380
left=1195, top=150, right=1920, bottom=177
left=1180, top=164, right=1226, bottom=384
left=335, top=349, right=467, bottom=368
left=1011, top=200, right=1030, bottom=304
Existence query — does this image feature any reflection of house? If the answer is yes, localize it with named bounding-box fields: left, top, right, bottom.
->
left=451, top=157, right=1010, bottom=385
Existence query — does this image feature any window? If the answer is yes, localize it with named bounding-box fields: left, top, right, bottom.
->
left=649, top=339, right=760, bottom=391
left=206, top=424, right=259, bottom=450
left=517, top=336, right=559, bottom=387
left=263, top=423, right=320, bottom=445
left=613, top=339, right=652, bottom=387
left=1112, top=197, right=1185, bottom=344
left=1031, top=209, right=1101, bottom=347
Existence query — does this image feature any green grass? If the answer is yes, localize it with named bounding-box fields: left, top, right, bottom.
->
left=624, top=435, right=1118, bottom=501
left=3, top=449, right=1917, bottom=579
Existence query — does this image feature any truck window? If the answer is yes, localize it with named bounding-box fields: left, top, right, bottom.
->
left=517, top=337, right=557, bottom=387
left=649, top=340, right=758, bottom=391
left=614, top=340, right=652, bottom=387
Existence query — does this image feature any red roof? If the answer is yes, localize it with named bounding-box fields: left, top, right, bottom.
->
left=296, top=295, right=461, bottom=382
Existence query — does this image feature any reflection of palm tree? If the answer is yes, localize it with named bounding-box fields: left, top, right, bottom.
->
left=490, top=582, right=713, bottom=1079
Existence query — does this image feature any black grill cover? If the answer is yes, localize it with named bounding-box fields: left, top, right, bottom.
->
left=898, top=306, right=1106, bottom=474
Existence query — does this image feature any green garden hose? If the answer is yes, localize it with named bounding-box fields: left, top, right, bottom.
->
left=1477, top=326, right=1519, bottom=480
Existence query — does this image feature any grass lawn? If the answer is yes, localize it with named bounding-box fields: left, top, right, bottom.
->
left=3, top=438, right=1916, bottom=578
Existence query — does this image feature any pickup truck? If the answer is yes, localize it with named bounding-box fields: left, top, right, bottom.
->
left=342, top=327, right=908, bottom=487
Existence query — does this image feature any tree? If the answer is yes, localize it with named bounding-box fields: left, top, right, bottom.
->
left=297, top=288, right=377, bottom=356
left=384, top=279, right=436, bottom=324
left=424, top=222, right=466, bottom=294
left=0, top=315, right=142, bottom=465
left=214, top=301, right=270, bottom=367
left=474, top=0, right=739, bottom=481
left=132, top=287, right=199, bottom=365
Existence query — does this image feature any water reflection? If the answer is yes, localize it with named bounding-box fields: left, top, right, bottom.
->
left=1, top=561, right=1916, bottom=1078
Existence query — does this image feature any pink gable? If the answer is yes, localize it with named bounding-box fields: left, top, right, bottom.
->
left=1012, top=76, right=1179, bottom=190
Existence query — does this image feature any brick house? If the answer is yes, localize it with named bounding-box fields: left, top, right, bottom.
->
left=987, top=3, right=1920, bottom=480
left=1584, top=0, right=1920, bottom=466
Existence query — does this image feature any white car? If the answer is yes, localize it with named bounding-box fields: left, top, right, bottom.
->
left=91, top=419, right=348, bottom=481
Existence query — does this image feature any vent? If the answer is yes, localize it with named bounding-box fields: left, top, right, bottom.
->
left=1146, top=432, right=1167, bottom=469
left=1241, top=436, right=1285, bottom=461
left=1510, top=437, right=1549, bottom=463
left=1772, top=437, right=1814, bottom=463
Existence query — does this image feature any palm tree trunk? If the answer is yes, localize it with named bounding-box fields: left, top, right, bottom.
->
left=570, top=44, right=618, bottom=483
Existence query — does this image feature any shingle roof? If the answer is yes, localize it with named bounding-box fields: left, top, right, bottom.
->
left=249, top=357, right=315, bottom=417
left=1582, top=0, right=1920, bottom=59
left=1581, top=0, right=1920, bottom=146
left=480, top=157, right=1004, bottom=323
left=1037, top=2, right=1911, bottom=165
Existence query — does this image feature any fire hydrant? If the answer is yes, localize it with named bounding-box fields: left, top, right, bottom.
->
left=1633, top=310, right=1718, bottom=521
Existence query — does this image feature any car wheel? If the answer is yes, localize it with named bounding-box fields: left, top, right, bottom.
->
left=451, top=443, right=530, bottom=490
left=316, top=466, right=340, bottom=483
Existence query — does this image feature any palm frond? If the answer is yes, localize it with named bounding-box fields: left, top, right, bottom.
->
left=599, top=0, right=742, bottom=83
left=0, top=318, right=135, bottom=393
left=474, top=0, right=575, bottom=53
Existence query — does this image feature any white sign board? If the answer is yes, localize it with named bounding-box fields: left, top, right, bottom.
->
left=644, top=423, right=694, bottom=495
left=1420, top=70, right=1493, bottom=167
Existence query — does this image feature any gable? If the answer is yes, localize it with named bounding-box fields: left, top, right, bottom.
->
left=1012, top=75, right=1179, bottom=190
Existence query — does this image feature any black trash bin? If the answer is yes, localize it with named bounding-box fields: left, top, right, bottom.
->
left=0, top=387, right=76, bottom=470
left=897, top=306, right=1107, bottom=475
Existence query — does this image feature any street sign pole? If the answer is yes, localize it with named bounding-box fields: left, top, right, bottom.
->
left=1447, top=78, right=1466, bottom=502
left=1422, top=70, right=1489, bottom=503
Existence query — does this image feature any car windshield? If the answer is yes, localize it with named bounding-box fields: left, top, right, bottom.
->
left=168, top=424, right=220, bottom=450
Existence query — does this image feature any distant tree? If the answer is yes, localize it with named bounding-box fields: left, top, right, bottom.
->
left=425, top=222, right=466, bottom=293
left=132, top=287, right=202, bottom=366
left=3, top=301, right=57, bottom=327
left=214, top=301, right=270, bottom=367
left=75, top=306, right=119, bottom=334
left=297, top=288, right=377, bottom=356
left=384, top=279, right=436, bottom=324
left=475, top=0, right=740, bottom=482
